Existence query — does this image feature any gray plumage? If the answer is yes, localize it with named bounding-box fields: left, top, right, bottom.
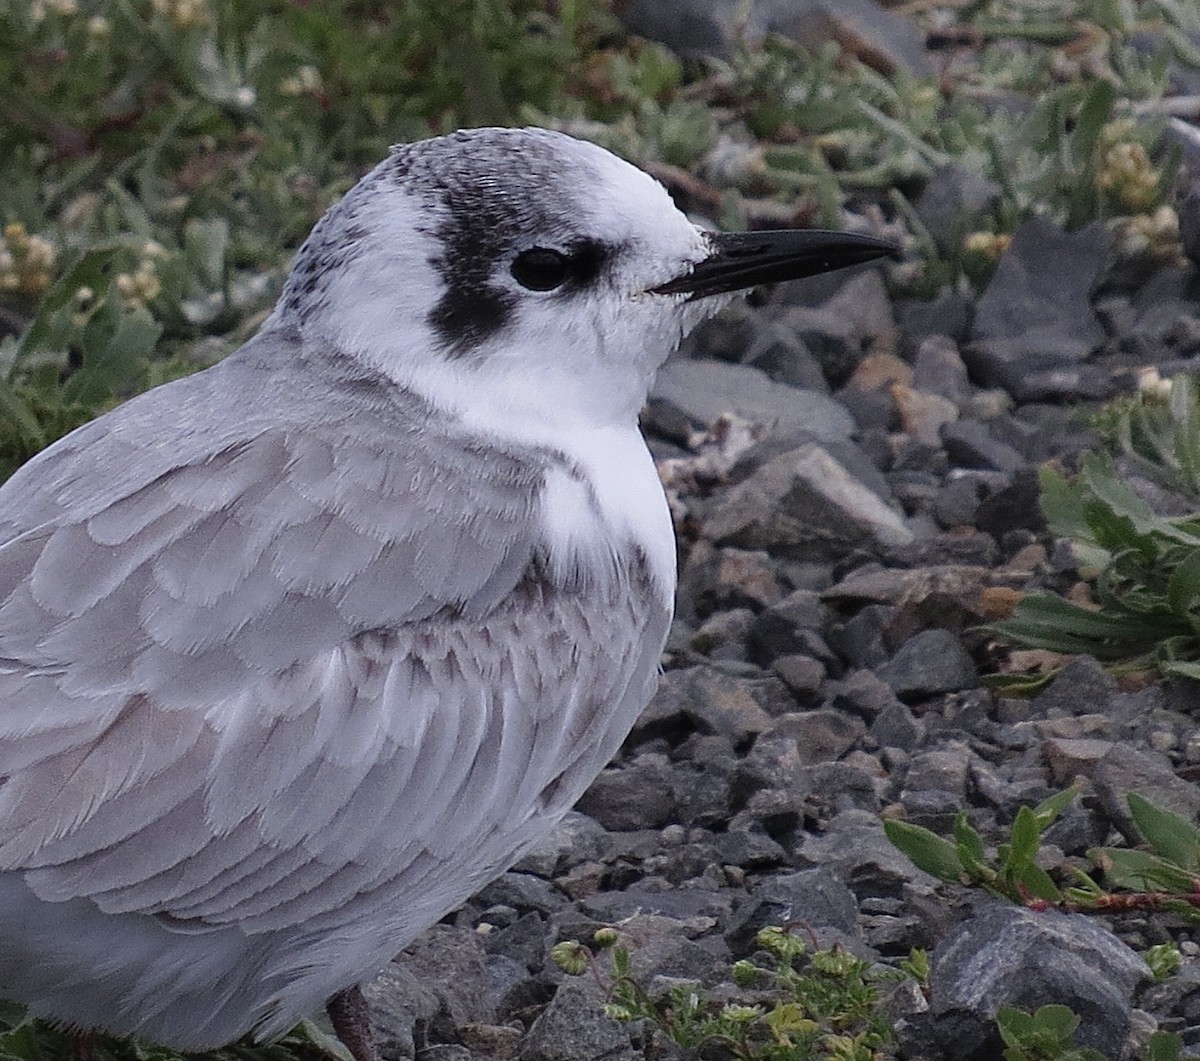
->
left=0, top=323, right=668, bottom=1044
left=0, top=125, right=892, bottom=1052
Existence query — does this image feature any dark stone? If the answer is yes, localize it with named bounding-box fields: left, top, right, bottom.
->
left=483, top=912, right=548, bottom=972
left=869, top=700, right=927, bottom=750
left=876, top=629, right=977, bottom=699
left=828, top=669, right=905, bottom=721
left=927, top=905, right=1150, bottom=1059
left=768, top=709, right=866, bottom=765
left=910, top=334, right=973, bottom=406
left=771, top=653, right=826, bottom=703
left=648, top=358, right=854, bottom=442
left=638, top=665, right=774, bottom=745
left=742, top=323, right=830, bottom=391
left=1030, top=656, right=1118, bottom=716
left=896, top=293, right=973, bottom=353
left=779, top=270, right=895, bottom=386
left=725, top=867, right=860, bottom=956
left=704, top=443, right=914, bottom=560
left=575, top=754, right=679, bottom=831
left=940, top=419, right=1026, bottom=472
left=965, top=216, right=1112, bottom=401
left=973, top=468, right=1045, bottom=537
left=519, top=982, right=637, bottom=1061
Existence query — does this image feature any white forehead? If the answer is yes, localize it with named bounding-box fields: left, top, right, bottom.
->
left=550, top=132, right=696, bottom=245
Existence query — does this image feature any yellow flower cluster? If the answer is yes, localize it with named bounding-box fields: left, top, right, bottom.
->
left=115, top=241, right=167, bottom=309
left=0, top=223, right=58, bottom=299
left=280, top=65, right=324, bottom=98
left=1114, top=204, right=1181, bottom=262
left=961, top=230, right=1012, bottom=266
left=27, top=0, right=79, bottom=21
left=1097, top=122, right=1161, bottom=214
left=150, top=0, right=209, bottom=29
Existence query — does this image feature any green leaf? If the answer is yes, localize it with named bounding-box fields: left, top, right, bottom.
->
left=1127, top=793, right=1200, bottom=870
left=1163, top=660, right=1200, bottom=681
left=1007, top=806, right=1040, bottom=869
left=1071, top=80, right=1114, bottom=164
left=1014, top=862, right=1061, bottom=902
left=1147, top=1030, right=1184, bottom=1061
left=1167, top=549, right=1200, bottom=619
left=1039, top=465, right=1092, bottom=541
left=183, top=217, right=230, bottom=290
left=884, top=819, right=963, bottom=883
left=1096, top=848, right=1200, bottom=892
left=1032, top=786, right=1079, bottom=829
left=1031, top=1003, right=1081, bottom=1040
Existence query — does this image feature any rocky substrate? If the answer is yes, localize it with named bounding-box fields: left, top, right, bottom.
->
left=355, top=190, right=1200, bottom=1061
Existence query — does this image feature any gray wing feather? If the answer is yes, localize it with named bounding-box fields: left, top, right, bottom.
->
left=0, top=327, right=669, bottom=940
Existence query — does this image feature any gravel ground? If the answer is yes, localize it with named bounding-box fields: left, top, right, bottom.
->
left=356, top=191, right=1200, bottom=1059
left=355, top=6, right=1200, bottom=1060
left=352, top=159, right=1200, bottom=1061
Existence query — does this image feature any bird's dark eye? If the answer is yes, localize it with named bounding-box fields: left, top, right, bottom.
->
left=511, top=248, right=570, bottom=291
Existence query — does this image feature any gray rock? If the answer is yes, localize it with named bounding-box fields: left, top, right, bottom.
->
left=941, top=419, right=1027, bottom=473
left=966, top=216, right=1113, bottom=401
left=743, top=323, right=829, bottom=392
left=798, top=809, right=939, bottom=891
left=805, top=759, right=884, bottom=813
left=638, top=665, right=774, bottom=743
left=1092, top=743, right=1200, bottom=842
left=897, top=293, right=973, bottom=352
left=576, top=754, right=679, bottom=831
left=913, top=162, right=1002, bottom=255
left=876, top=628, right=977, bottom=699
left=483, top=912, right=549, bottom=973
left=580, top=885, right=733, bottom=925
left=768, top=709, right=866, bottom=765
left=1031, top=655, right=1118, bottom=716
left=690, top=607, right=755, bottom=659
left=828, top=669, right=905, bottom=721
left=474, top=872, right=564, bottom=916
left=778, top=270, right=896, bottom=386
left=725, top=867, right=860, bottom=955
left=649, top=359, right=854, bottom=441
left=903, top=745, right=973, bottom=797
left=705, top=443, right=914, bottom=560
left=927, top=905, right=1150, bottom=1059
left=869, top=700, right=927, bottom=750
left=770, top=653, right=825, bottom=704
left=519, top=982, right=637, bottom=1061
left=746, top=589, right=826, bottom=663
left=713, top=827, right=788, bottom=870
left=512, top=812, right=611, bottom=878
left=619, top=913, right=732, bottom=983
left=370, top=925, right=495, bottom=1056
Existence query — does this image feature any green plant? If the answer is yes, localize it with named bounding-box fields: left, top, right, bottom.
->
left=1091, top=374, right=1200, bottom=503
left=552, top=925, right=918, bottom=1060
left=884, top=788, right=1079, bottom=904
left=992, top=451, right=1200, bottom=684
left=887, top=788, right=1200, bottom=922
left=997, top=1005, right=1182, bottom=1061
left=995, top=1004, right=1106, bottom=1061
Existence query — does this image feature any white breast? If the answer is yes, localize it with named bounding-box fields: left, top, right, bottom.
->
left=539, top=425, right=676, bottom=607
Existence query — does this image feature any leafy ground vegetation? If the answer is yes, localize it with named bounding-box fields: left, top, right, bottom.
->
left=5, top=0, right=1200, bottom=1059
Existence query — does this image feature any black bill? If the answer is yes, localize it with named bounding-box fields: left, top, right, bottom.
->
left=653, top=229, right=898, bottom=299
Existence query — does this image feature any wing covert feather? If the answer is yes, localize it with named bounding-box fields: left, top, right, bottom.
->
left=0, top=326, right=672, bottom=943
